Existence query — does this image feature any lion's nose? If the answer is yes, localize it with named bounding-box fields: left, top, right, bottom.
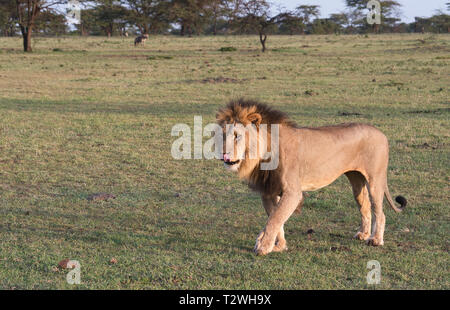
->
left=223, top=153, right=231, bottom=162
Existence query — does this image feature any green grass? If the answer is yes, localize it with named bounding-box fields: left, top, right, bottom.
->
left=0, top=34, right=449, bottom=289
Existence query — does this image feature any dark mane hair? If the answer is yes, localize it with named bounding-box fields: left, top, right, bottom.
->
left=216, top=98, right=297, bottom=128
left=247, top=162, right=282, bottom=195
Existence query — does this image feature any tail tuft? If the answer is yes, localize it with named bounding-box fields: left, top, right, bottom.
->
left=395, top=196, right=407, bottom=210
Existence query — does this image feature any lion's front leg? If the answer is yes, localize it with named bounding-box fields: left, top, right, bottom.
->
left=260, top=195, right=287, bottom=253
left=255, top=192, right=302, bottom=256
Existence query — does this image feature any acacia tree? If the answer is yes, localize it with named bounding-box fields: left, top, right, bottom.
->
left=234, top=0, right=277, bottom=52
left=379, top=0, right=402, bottom=32
left=431, top=11, right=450, bottom=33
left=329, top=13, right=349, bottom=33
left=276, top=11, right=305, bottom=35
left=221, top=0, right=243, bottom=33
left=75, top=7, right=97, bottom=35
left=345, top=0, right=401, bottom=33
left=295, top=4, right=320, bottom=34
left=34, top=10, right=67, bottom=34
left=14, top=0, right=67, bottom=52
left=95, top=0, right=128, bottom=37
left=204, top=0, right=231, bottom=35
left=170, top=0, right=210, bottom=36
left=233, top=0, right=301, bottom=52
left=121, top=0, right=170, bottom=34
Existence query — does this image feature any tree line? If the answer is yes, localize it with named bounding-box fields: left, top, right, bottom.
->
left=1, top=0, right=449, bottom=52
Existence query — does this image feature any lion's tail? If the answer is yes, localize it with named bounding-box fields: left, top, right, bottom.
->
left=384, top=183, right=407, bottom=213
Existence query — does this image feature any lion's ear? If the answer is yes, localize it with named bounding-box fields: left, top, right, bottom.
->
left=247, top=113, right=262, bottom=127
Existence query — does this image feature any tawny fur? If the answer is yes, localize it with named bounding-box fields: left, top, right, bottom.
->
left=217, top=98, right=406, bottom=256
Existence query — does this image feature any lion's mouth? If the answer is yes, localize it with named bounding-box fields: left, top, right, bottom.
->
left=223, top=159, right=240, bottom=166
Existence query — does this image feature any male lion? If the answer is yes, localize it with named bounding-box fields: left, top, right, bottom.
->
left=216, top=99, right=407, bottom=256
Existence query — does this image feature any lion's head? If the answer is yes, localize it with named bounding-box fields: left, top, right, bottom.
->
left=216, top=99, right=296, bottom=185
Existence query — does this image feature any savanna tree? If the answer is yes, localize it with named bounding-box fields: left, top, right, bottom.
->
left=431, top=12, right=450, bottom=33
left=295, top=4, right=320, bottom=33
left=94, top=0, right=128, bottom=37
left=75, top=7, right=98, bottom=35
left=34, top=10, right=68, bottom=34
left=328, top=13, right=350, bottom=34
left=234, top=0, right=277, bottom=52
left=170, top=0, right=210, bottom=36
left=121, top=0, right=170, bottom=34
left=276, top=11, right=305, bottom=35
left=204, top=0, right=231, bottom=35
left=345, top=0, right=402, bottom=33
left=13, top=0, right=68, bottom=51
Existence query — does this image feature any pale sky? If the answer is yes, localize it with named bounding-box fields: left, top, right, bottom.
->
left=275, top=0, right=448, bottom=23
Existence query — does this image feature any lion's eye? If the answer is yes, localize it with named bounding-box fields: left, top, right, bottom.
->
left=235, top=134, right=242, bottom=141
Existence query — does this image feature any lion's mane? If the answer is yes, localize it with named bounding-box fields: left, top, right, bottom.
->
left=216, top=99, right=297, bottom=195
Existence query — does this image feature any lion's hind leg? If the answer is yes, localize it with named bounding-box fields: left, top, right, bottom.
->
left=345, top=171, right=371, bottom=241
left=366, top=179, right=386, bottom=246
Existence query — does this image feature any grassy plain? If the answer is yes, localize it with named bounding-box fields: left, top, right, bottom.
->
left=0, top=34, right=449, bottom=289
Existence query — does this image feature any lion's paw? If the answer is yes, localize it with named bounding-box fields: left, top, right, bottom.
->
left=254, top=243, right=273, bottom=256
left=273, top=240, right=288, bottom=252
left=366, top=237, right=384, bottom=246
left=254, top=231, right=274, bottom=256
left=354, top=231, right=371, bottom=241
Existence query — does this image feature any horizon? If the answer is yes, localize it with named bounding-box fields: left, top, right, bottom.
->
left=277, top=0, right=448, bottom=23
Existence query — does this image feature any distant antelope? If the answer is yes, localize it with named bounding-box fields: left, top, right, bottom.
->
left=134, top=34, right=149, bottom=46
